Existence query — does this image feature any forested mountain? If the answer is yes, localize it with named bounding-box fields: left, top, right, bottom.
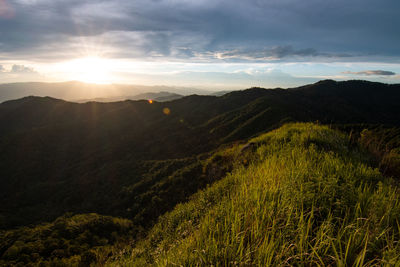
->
left=0, top=80, right=400, bottom=266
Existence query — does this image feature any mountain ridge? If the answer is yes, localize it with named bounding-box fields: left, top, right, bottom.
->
left=1, top=79, right=399, bottom=227
left=0, top=80, right=400, bottom=265
left=0, top=81, right=213, bottom=103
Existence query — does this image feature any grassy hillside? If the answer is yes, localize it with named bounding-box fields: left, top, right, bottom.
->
left=111, top=123, right=400, bottom=266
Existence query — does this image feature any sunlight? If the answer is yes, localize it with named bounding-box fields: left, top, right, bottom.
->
left=63, top=56, right=114, bottom=84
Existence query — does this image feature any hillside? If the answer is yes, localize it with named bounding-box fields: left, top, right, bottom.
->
left=0, top=80, right=400, bottom=265
left=0, top=80, right=399, bottom=228
left=2, top=123, right=399, bottom=266
left=110, top=123, right=400, bottom=266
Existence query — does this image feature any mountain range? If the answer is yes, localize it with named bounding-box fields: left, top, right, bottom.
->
left=75, top=91, right=184, bottom=103
left=0, top=81, right=215, bottom=103
left=0, top=79, right=400, bottom=266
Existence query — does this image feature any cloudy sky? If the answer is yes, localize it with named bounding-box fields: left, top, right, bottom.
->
left=0, top=0, right=399, bottom=89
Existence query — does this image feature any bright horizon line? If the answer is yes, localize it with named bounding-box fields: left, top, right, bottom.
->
left=1, top=59, right=399, bottom=90
left=0, top=78, right=399, bottom=91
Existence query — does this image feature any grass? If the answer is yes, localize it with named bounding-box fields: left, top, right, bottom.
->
left=109, top=123, right=400, bottom=266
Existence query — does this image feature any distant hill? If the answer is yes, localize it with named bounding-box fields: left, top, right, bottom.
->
left=130, top=91, right=183, bottom=102
left=0, top=80, right=400, bottom=265
left=0, top=81, right=210, bottom=103
left=75, top=91, right=184, bottom=103
left=210, top=90, right=232, bottom=96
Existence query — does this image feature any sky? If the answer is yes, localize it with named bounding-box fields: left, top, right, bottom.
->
left=0, top=0, right=400, bottom=89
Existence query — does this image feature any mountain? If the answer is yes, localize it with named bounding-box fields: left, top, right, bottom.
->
left=0, top=79, right=399, bottom=225
left=75, top=91, right=184, bottom=103
left=0, top=80, right=400, bottom=265
left=0, top=79, right=399, bottom=227
left=130, top=91, right=183, bottom=102
left=210, top=90, right=232, bottom=96
left=0, top=81, right=209, bottom=103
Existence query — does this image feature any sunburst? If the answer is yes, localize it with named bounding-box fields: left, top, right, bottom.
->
left=65, top=56, right=113, bottom=84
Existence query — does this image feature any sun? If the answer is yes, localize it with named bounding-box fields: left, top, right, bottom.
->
left=65, top=56, right=114, bottom=84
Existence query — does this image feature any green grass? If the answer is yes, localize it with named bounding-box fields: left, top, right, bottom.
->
left=109, top=123, right=400, bottom=266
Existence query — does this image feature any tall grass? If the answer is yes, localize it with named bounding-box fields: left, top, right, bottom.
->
left=110, top=123, right=400, bottom=266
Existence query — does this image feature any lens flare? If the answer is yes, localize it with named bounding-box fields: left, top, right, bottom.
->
left=163, top=108, right=171, bottom=115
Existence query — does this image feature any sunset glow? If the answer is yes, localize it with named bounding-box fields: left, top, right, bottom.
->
left=60, top=57, right=114, bottom=84
left=0, top=0, right=399, bottom=87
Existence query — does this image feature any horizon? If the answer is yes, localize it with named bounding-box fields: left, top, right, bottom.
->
left=0, top=0, right=400, bottom=89
left=1, top=77, right=398, bottom=90
left=0, top=78, right=396, bottom=104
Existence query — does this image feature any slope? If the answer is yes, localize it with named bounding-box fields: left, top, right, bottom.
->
left=112, top=123, right=400, bottom=266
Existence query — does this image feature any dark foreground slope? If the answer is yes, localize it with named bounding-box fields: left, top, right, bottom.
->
left=110, top=123, right=400, bottom=266
left=2, top=123, right=400, bottom=266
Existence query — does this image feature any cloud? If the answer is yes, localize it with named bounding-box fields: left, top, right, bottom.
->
left=0, top=64, right=44, bottom=83
left=213, top=46, right=352, bottom=61
left=0, top=64, right=38, bottom=73
left=0, top=0, right=399, bottom=63
left=342, top=70, right=396, bottom=76
left=112, top=68, right=318, bottom=89
left=11, top=64, right=36, bottom=73
left=0, top=0, right=15, bottom=19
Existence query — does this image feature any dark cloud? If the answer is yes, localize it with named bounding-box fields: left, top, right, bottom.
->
left=0, top=0, right=15, bottom=19
left=0, top=0, right=399, bottom=62
left=342, top=70, right=396, bottom=76
left=214, top=46, right=352, bottom=61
